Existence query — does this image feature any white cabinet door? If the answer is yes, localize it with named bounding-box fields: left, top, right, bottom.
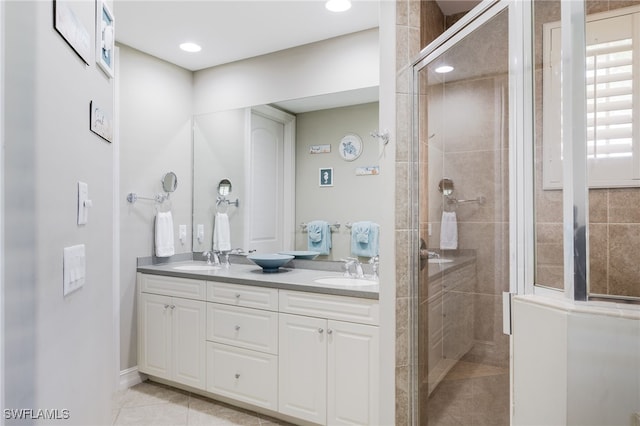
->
left=327, top=320, right=380, bottom=426
left=172, top=297, right=206, bottom=390
left=278, top=313, right=327, bottom=425
left=138, top=293, right=172, bottom=380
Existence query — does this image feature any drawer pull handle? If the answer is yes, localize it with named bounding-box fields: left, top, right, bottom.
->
left=318, top=328, right=324, bottom=334
left=164, top=304, right=170, bottom=309
left=235, top=293, right=241, bottom=299
left=235, top=325, right=241, bottom=331
left=327, top=329, right=333, bottom=335
left=235, top=373, right=241, bottom=379
left=170, top=305, right=176, bottom=310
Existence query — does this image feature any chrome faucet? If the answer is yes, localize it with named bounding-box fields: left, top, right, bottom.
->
left=369, top=256, right=379, bottom=281
left=203, top=250, right=220, bottom=265
left=427, top=251, right=440, bottom=259
left=342, top=257, right=364, bottom=278
left=221, top=252, right=230, bottom=268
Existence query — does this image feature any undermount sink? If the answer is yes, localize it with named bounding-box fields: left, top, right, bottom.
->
left=313, top=276, right=378, bottom=287
left=173, top=264, right=221, bottom=271
left=428, top=258, right=454, bottom=264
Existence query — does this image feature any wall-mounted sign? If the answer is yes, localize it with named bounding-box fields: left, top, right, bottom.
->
left=355, top=166, right=380, bottom=176
left=310, top=144, right=331, bottom=154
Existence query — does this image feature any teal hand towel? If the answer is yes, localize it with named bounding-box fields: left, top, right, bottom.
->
left=307, top=220, right=332, bottom=255
left=351, top=221, right=379, bottom=257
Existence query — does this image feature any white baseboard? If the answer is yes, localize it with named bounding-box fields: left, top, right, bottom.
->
left=119, top=366, right=146, bottom=391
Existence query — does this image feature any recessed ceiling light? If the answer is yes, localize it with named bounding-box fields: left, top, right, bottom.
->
left=180, top=42, right=201, bottom=53
left=325, top=0, right=351, bottom=12
left=435, top=65, right=454, bottom=74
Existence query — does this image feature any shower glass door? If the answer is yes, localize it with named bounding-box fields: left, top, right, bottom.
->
left=413, top=3, right=511, bottom=425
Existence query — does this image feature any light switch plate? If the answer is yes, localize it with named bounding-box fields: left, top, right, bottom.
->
left=78, top=182, right=89, bottom=225
left=63, top=244, right=86, bottom=296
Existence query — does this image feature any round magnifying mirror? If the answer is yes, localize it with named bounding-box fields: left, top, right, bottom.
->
left=218, top=179, right=232, bottom=196
left=438, top=178, right=454, bottom=196
left=161, top=171, right=178, bottom=193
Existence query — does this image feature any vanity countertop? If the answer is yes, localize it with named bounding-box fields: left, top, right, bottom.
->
left=137, top=261, right=380, bottom=300
left=426, top=254, right=476, bottom=279
left=137, top=252, right=477, bottom=301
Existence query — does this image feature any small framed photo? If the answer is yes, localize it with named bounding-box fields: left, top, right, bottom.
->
left=319, top=168, right=334, bottom=187
left=90, top=101, right=113, bottom=143
left=96, top=0, right=115, bottom=78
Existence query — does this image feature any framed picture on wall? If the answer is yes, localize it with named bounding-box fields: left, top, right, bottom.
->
left=96, top=0, right=115, bottom=78
left=90, top=101, right=113, bottom=143
left=54, top=0, right=91, bottom=65
left=319, top=168, right=333, bottom=187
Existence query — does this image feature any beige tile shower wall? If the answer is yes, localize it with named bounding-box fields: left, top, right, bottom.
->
left=396, top=1, right=427, bottom=424
left=440, top=75, right=510, bottom=368
left=534, top=0, right=640, bottom=298
left=396, top=1, right=444, bottom=425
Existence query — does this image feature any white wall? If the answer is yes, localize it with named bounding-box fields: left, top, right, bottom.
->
left=118, top=44, right=193, bottom=372
left=4, top=1, right=115, bottom=423
left=193, top=28, right=379, bottom=114
left=513, top=296, right=640, bottom=425
left=192, top=109, right=246, bottom=252
left=294, top=102, right=380, bottom=260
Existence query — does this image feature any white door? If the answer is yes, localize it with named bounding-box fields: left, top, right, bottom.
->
left=327, top=320, right=380, bottom=426
left=172, top=298, right=206, bottom=390
left=138, top=293, right=172, bottom=380
left=278, top=313, right=327, bottom=424
left=247, top=112, right=285, bottom=253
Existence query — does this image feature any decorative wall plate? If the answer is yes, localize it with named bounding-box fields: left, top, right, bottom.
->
left=338, top=133, right=363, bottom=161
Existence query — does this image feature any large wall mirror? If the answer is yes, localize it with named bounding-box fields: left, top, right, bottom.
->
left=192, top=87, right=381, bottom=260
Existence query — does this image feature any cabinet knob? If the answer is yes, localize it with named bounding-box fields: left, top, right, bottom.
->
left=318, top=328, right=324, bottom=334
left=327, top=329, right=333, bottom=335
left=235, top=325, right=241, bottom=331
left=170, top=305, right=176, bottom=310
left=164, top=304, right=170, bottom=309
left=235, top=373, right=241, bottom=379
left=235, top=293, right=241, bottom=299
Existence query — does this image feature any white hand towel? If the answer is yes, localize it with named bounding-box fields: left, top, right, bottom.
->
left=213, top=212, right=231, bottom=251
left=440, top=211, right=458, bottom=250
left=155, top=211, right=175, bottom=257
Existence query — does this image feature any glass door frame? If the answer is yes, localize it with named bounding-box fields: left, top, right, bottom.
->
left=409, top=0, right=521, bottom=424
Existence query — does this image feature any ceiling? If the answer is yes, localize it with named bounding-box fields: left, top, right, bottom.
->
left=114, top=0, right=380, bottom=72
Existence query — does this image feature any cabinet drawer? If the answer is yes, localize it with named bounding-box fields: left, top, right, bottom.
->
left=206, top=303, right=278, bottom=354
left=207, top=281, right=278, bottom=311
left=139, top=273, right=206, bottom=300
left=279, top=290, right=379, bottom=325
left=206, top=342, right=278, bottom=410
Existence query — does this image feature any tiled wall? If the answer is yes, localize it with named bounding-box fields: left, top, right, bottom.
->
left=534, top=0, right=640, bottom=298
left=396, top=1, right=453, bottom=423
left=396, top=1, right=427, bottom=424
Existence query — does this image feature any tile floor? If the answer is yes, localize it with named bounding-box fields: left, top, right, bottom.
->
left=112, top=381, right=294, bottom=426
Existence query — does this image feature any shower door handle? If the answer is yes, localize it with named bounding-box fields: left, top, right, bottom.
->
left=419, top=238, right=429, bottom=269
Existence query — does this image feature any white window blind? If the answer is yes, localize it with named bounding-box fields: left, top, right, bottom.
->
left=543, top=8, right=640, bottom=189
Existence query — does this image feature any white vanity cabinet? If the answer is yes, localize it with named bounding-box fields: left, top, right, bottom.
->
left=278, top=290, right=380, bottom=426
left=137, top=274, right=207, bottom=390
left=137, top=271, right=380, bottom=425
left=205, top=281, right=279, bottom=410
